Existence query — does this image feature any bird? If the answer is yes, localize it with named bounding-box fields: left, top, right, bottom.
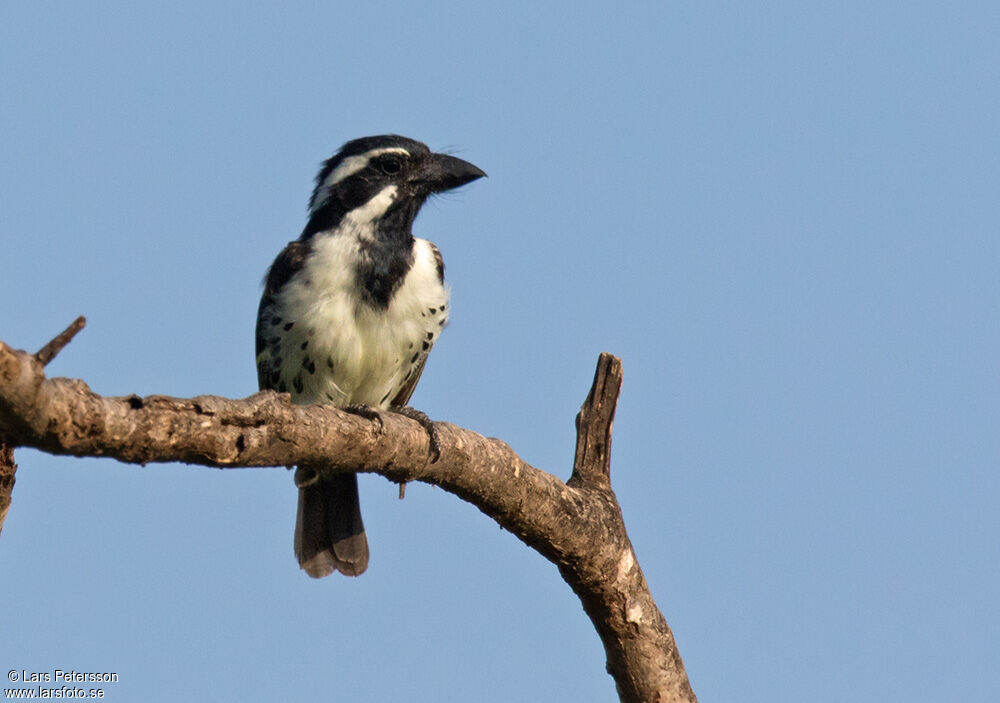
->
left=255, top=135, right=485, bottom=578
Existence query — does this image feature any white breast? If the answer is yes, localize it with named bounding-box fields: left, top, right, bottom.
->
left=264, top=234, right=449, bottom=408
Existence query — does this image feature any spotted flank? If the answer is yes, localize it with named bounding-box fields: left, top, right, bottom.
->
left=257, top=236, right=448, bottom=409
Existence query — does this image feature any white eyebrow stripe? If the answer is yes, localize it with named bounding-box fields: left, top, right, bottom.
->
left=322, top=147, right=410, bottom=190
left=310, top=147, right=410, bottom=213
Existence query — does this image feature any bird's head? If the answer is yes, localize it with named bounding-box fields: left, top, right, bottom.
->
left=303, top=135, right=485, bottom=239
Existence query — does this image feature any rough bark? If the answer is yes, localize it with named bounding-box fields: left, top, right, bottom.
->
left=0, top=439, right=14, bottom=537
left=0, top=316, right=86, bottom=536
left=0, top=325, right=697, bottom=703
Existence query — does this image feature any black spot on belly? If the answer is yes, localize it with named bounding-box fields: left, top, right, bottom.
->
left=270, top=370, right=280, bottom=385
left=271, top=317, right=282, bottom=326
left=283, top=322, right=294, bottom=331
left=327, top=357, right=335, bottom=369
left=293, top=375, right=304, bottom=394
left=300, top=340, right=309, bottom=350
left=422, top=341, right=430, bottom=351
left=410, top=352, right=419, bottom=363
left=428, top=307, right=437, bottom=314
left=426, top=332, right=434, bottom=340
left=278, top=380, right=287, bottom=393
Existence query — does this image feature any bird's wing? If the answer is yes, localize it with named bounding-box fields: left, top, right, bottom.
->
left=390, top=355, right=428, bottom=409
left=256, top=239, right=311, bottom=390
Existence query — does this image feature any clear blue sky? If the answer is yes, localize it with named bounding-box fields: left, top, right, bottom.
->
left=2, top=2, right=997, bottom=701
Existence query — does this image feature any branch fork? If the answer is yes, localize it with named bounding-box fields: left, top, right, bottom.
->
left=0, top=322, right=696, bottom=703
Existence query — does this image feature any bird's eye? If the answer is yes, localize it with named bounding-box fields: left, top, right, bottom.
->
left=379, top=157, right=402, bottom=175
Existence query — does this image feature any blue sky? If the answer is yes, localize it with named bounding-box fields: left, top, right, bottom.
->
left=1, top=2, right=998, bottom=701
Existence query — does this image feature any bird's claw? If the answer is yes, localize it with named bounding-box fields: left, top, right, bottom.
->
left=294, top=465, right=320, bottom=488
left=343, top=404, right=385, bottom=434
left=393, top=406, right=441, bottom=463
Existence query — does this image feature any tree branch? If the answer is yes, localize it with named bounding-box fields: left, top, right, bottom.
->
left=570, top=352, right=623, bottom=489
left=0, top=440, right=15, bottom=537
left=34, top=315, right=86, bottom=367
left=0, top=317, right=87, bottom=535
left=0, top=331, right=696, bottom=703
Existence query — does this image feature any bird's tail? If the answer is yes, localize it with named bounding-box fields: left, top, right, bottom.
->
left=294, top=469, right=369, bottom=577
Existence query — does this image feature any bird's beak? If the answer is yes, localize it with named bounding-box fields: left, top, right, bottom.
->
left=417, top=153, right=487, bottom=193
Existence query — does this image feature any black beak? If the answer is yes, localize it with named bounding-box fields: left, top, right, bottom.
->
left=417, top=153, right=487, bottom=193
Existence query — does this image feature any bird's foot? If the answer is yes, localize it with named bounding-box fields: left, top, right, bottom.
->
left=393, top=406, right=441, bottom=463
left=343, top=404, right=385, bottom=433
left=294, top=465, right=320, bottom=488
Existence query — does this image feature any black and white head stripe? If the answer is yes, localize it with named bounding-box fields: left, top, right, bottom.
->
left=308, top=135, right=430, bottom=213
left=301, top=135, right=484, bottom=241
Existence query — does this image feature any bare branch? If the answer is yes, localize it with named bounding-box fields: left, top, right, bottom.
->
left=0, top=440, right=15, bottom=537
left=570, top=352, right=623, bottom=489
left=0, top=333, right=696, bottom=703
left=34, top=315, right=86, bottom=366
